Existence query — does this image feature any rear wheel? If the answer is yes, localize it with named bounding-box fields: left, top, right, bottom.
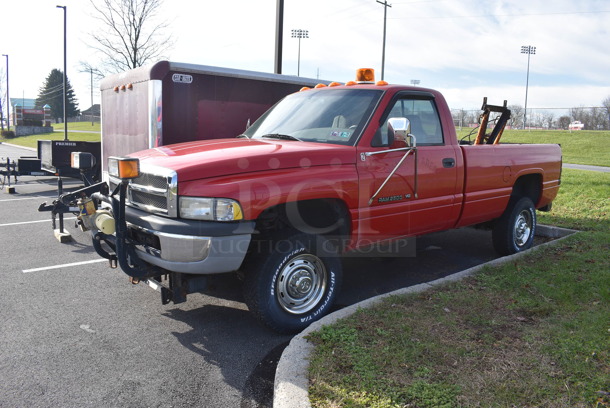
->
left=492, top=197, right=536, bottom=256
left=243, top=232, right=342, bottom=334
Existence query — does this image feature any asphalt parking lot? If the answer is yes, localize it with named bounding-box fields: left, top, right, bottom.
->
left=1, top=142, right=512, bottom=408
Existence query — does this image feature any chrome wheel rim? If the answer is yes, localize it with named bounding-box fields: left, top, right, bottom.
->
left=277, top=254, right=327, bottom=314
left=514, top=210, right=533, bottom=247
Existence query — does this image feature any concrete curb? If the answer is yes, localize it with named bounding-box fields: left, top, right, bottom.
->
left=273, top=225, right=577, bottom=408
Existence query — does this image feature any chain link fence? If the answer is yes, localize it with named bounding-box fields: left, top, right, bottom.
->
left=451, top=107, right=610, bottom=131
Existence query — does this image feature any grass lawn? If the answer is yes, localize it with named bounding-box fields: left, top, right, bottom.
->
left=0, top=128, right=100, bottom=149
left=308, top=171, right=609, bottom=406
left=457, top=128, right=610, bottom=167
left=52, top=121, right=101, bottom=132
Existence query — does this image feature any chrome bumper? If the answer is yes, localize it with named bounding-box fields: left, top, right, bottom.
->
left=129, top=224, right=252, bottom=275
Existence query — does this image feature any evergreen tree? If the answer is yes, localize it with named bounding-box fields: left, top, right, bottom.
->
left=36, top=69, right=80, bottom=122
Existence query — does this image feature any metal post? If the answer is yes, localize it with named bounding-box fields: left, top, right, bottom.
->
left=377, top=0, right=392, bottom=81
left=57, top=5, right=68, bottom=141
left=274, top=0, right=284, bottom=74
left=58, top=176, right=65, bottom=233
left=90, top=68, right=94, bottom=126
left=2, top=54, right=9, bottom=131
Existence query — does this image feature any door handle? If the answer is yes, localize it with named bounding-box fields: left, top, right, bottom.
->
left=442, top=158, right=455, bottom=168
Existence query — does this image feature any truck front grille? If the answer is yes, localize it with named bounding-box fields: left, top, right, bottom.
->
left=110, top=165, right=178, bottom=217
left=130, top=188, right=168, bottom=211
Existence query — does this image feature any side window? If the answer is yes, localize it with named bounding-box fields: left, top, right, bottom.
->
left=377, top=98, right=444, bottom=146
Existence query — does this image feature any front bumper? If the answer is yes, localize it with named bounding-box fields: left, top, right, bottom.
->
left=124, top=206, right=255, bottom=275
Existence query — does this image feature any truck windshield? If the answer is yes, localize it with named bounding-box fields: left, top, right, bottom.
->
left=244, top=88, right=383, bottom=146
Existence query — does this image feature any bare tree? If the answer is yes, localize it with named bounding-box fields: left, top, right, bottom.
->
left=451, top=109, right=468, bottom=129
left=558, top=116, right=570, bottom=130
left=507, top=105, right=523, bottom=129
left=541, top=111, right=555, bottom=129
left=88, top=0, right=173, bottom=73
left=602, top=96, right=610, bottom=130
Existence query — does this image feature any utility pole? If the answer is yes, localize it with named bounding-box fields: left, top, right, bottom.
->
left=2, top=54, right=9, bottom=131
left=377, top=0, right=391, bottom=81
left=90, top=67, right=94, bottom=126
left=57, top=5, right=68, bottom=141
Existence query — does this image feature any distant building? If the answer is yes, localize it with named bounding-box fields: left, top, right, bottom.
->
left=10, top=98, right=51, bottom=127
left=568, top=121, right=584, bottom=131
left=81, top=104, right=100, bottom=117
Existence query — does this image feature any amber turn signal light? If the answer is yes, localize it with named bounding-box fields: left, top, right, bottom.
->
left=108, top=157, right=140, bottom=180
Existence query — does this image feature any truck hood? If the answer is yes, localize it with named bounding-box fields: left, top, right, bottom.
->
left=130, top=138, right=357, bottom=182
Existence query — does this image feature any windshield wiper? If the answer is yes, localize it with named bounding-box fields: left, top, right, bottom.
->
left=236, top=134, right=250, bottom=139
left=261, top=133, right=302, bottom=141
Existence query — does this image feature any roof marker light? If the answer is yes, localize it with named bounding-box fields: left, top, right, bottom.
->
left=300, top=86, right=311, bottom=92
left=376, top=80, right=389, bottom=86
left=328, top=82, right=341, bottom=87
left=345, top=81, right=357, bottom=86
left=314, top=83, right=327, bottom=88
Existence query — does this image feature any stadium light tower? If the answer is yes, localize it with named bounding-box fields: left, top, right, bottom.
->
left=521, top=45, right=536, bottom=130
left=291, top=29, right=308, bottom=76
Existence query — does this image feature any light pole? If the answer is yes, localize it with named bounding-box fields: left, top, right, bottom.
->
left=521, top=45, right=536, bottom=130
left=291, top=29, right=308, bottom=76
left=377, top=0, right=392, bottom=81
left=57, top=5, right=68, bottom=141
left=274, top=0, right=284, bottom=74
left=2, top=54, right=9, bottom=131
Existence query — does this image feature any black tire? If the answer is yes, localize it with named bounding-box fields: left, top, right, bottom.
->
left=243, top=232, right=342, bottom=334
left=492, top=196, right=537, bottom=256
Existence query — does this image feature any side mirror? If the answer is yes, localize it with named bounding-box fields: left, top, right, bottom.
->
left=388, top=117, right=412, bottom=147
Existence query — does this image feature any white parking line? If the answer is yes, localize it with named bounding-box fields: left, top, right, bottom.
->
left=0, top=217, right=77, bottom=227
left=0, top=196, right=49, bottom=202
left=23, top=258, right=108, bottom=273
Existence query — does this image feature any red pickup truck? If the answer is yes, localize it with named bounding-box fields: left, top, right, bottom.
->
left=77, top=69, right=562, bottom=333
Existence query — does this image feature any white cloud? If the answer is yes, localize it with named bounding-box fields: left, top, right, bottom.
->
left=3, top=0, right=609, bottom=113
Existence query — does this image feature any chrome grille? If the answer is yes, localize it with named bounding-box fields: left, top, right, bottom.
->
left=130, top=189, right=168, bottom=210
left=132, top=173, right=168, bottom=190
left=122, top=165, right=177, bottom=217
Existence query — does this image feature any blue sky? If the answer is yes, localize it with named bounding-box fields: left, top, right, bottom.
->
left=2, top=0, right=609, bottom=115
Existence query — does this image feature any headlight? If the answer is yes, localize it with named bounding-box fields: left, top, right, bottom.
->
left=179, top=197, right=244, bottom=221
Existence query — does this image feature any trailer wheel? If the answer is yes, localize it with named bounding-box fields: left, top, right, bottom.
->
left=492, top=196, right=536, bottom=256
left=243, top=232, right=342, bottom=334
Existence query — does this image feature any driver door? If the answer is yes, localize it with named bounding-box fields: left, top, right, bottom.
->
left=356, top=94, right=461, bottom=243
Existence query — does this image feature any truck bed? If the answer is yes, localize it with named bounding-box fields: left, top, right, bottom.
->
left=456, top=143, right=562, bottom=228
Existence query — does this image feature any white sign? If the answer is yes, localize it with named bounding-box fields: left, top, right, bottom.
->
left=172, top=73, right=193, bottom=84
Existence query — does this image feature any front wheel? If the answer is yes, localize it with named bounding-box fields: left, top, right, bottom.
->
left=243, top=232, right=342, bottom=334
left=492, top=196, right=537, bottom=256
